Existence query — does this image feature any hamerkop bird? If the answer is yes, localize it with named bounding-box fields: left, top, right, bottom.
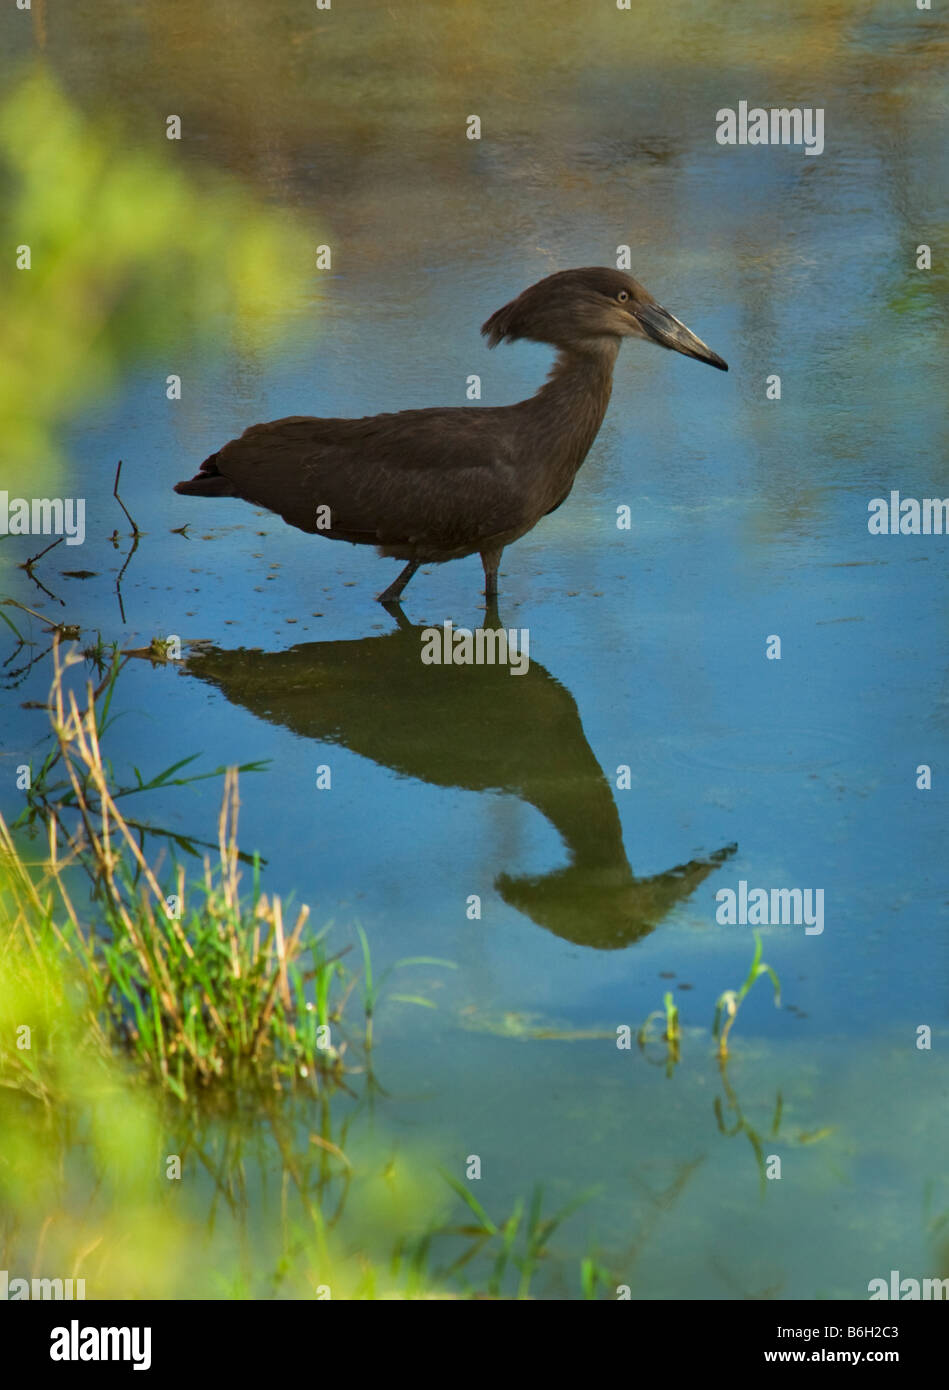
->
left=174, top=268, right=727, bottom=602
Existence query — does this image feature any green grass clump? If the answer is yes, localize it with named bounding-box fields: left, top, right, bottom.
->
left=0, top=637, right=355, bottom=1102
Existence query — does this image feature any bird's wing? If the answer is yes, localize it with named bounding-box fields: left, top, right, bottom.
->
left=213, top=410, right=529, bottom=550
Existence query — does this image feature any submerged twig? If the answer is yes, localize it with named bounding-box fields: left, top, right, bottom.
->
left=18, top=536, right=65, bottom=604
left=113, top=460, right=142, bottom=537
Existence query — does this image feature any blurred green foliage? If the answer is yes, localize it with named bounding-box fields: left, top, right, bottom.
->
left=0, top=69, right=313, bottom=494
left=0, top=829, right=453, bottom=1297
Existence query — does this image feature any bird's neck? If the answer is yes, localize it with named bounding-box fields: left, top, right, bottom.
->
left=522, top=341, right=618, bottom=486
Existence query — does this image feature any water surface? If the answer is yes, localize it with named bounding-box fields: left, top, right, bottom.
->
left=1, top=0, right=948, bottom=1297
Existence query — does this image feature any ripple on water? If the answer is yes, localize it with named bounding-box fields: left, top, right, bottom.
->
left=644, top=724, right=864, bottom=776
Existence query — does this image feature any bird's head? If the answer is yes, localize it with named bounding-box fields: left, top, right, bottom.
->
left=481, top=266, right=727, bottom=370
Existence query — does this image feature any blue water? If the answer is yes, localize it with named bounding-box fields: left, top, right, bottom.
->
left=2, top=0, right=948, bottom=1297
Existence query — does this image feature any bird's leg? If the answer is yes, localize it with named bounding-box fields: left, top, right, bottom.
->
left=385, top=603, right=415, bottom=632
left=482, top=596, right=503, bottom=629
left=480, top=546, right=503, bottom=601
left=377, top=560, right=420, bottom=604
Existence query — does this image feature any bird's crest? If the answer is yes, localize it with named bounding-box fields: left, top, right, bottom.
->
left=480, top=295, right=525, bottom=348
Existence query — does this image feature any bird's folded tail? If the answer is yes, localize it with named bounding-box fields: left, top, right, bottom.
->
left=174, top=454, right=238, bottom=497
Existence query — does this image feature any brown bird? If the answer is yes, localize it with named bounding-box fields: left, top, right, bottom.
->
left=174, top=267, right=727, bottom=603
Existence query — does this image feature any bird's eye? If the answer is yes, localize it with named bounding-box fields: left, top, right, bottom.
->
left=617, top=290, right=630, bottom=303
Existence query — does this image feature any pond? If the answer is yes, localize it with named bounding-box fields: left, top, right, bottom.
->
left=1, top=0, right=947, bottom=1298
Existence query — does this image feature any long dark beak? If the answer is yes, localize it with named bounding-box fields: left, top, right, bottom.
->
left=635, top=302, right=728, bottom=371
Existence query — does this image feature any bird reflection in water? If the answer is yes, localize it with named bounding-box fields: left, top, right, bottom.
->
left=186, top=616, right=734, bottom=950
